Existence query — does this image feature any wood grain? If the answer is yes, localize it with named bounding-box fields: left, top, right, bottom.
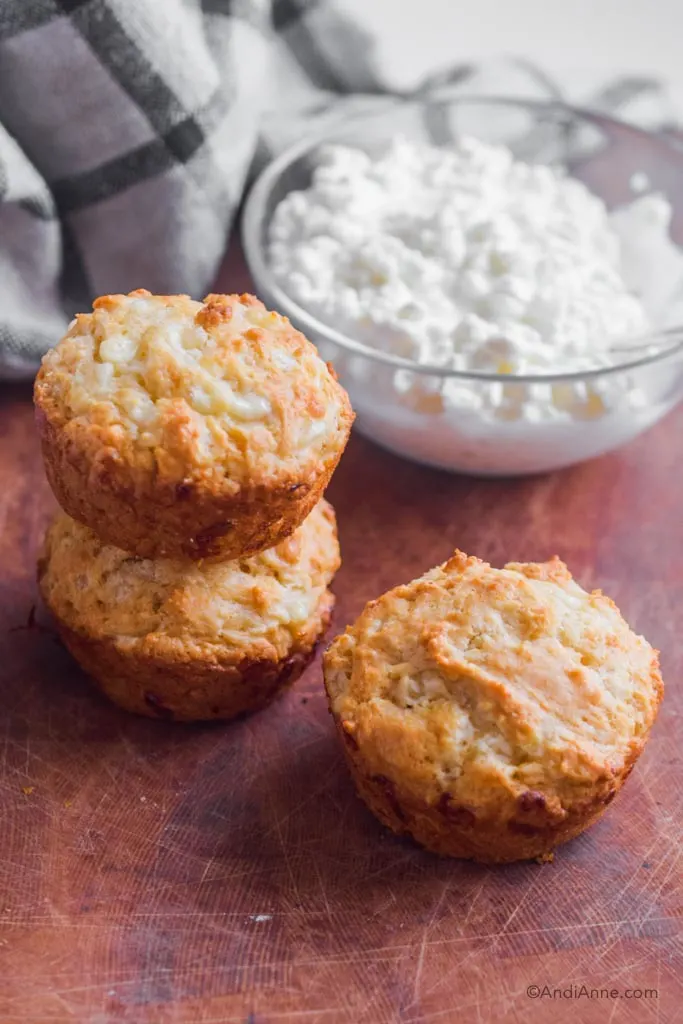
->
left=0, top=248, right=681, bottom=1024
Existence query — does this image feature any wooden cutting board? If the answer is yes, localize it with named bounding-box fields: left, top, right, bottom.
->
left=0, top=249, right=681, bottom=1024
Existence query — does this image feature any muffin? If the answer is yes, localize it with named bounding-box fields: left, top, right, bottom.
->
left=324, top=551, right=663, bottom=863
left=34, top=290, right=353, bottom=560
left=39, top=501, right=340, bottom=721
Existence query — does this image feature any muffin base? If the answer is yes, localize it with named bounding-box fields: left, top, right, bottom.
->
left=36, top=406, right=346, bottom=561
left=331, top=715, right=643, bottom=864
left=49, top=595, right=334, bottom=722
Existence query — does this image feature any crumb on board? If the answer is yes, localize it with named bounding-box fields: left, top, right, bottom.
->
left=536, top=851, right=554, bottom=864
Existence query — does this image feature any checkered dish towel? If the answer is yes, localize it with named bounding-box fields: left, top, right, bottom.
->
left=0, top=0, right=679, bottom=378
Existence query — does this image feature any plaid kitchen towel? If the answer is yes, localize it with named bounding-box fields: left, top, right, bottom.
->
left=0, top=0, right=680, bottom=378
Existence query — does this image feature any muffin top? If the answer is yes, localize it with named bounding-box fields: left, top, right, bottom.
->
left=35, top=290, right=353, bottom=490
left=325, top=551, right=662, bottom=814
left=39, top=501, right=339, bottom=664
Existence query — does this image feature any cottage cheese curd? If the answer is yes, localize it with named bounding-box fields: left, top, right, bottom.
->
left=267, top=136, right=679, bottom=473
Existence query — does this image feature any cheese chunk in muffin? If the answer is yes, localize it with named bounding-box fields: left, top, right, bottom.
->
left=34, top=290, right=353, bottom=560
left=324, top=551, right=663, bottom=863
left=39, top=501, right=340, bottom=721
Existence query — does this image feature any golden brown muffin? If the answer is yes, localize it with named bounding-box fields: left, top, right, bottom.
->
left=324, top=551, right=663, bottom=864
left=34, top=290, right=353, bottom=560
left=38, top=501, right=340, bottom=721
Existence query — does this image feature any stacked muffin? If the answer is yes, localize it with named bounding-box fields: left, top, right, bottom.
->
left=34, top=290, right=353, bottom=721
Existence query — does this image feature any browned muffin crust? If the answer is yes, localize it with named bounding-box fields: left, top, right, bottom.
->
left=324, top=551, right=663, bottom=864
left=34, top=290, right=354, bottom=560
left=54, top=596, right=333, bottom=722
left=39, top=501, right=340, bottom=722
left=331, top=711, right=641, bottom=863
left=36, top=412, right=334, bottom=561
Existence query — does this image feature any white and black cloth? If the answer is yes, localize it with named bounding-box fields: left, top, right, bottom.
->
left=0, top=0, right=680, bottom=378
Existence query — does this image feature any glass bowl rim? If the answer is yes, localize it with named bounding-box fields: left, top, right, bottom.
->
left=242, top=93, right=683, bottom=383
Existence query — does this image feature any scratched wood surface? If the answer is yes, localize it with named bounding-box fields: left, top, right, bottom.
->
left=0, top=248, right=682, bottom=1024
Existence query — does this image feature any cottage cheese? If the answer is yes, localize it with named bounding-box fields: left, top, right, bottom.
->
left=269, top=136, right=652, bottom=375
left=266, top=136, right=680, bottom=473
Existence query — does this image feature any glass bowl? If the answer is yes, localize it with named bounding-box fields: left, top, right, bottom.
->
left=242, top=95, right=683, bottom=475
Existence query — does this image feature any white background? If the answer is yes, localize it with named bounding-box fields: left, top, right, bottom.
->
left=341, top=0, right=683, bottom=96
